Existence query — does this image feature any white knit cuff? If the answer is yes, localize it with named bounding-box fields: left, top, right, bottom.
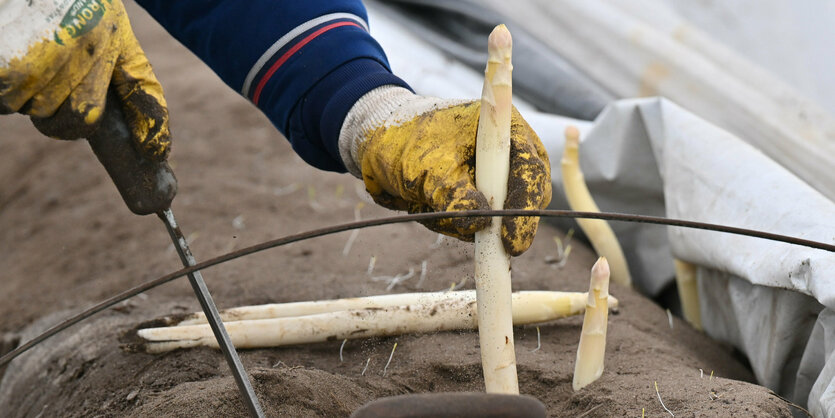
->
left=338, top=86, right=413, bottom=177
left=338, top=86, right=467, bottom=177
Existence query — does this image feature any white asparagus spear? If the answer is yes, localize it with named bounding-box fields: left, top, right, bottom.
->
left=175, top=290, right=618, bottom=326
left=138, top=291, right=619, bottom=353
left=170, top=290, right=621, bottom=326
left=674, top=259, right=702, bottom=330
left=573, top=257, right=611, bottom=391
left=174, top=292, right=471, bottom=326
left=561, top=126, right=632, bottom=287
left=473, top=24, right=518, bottom=394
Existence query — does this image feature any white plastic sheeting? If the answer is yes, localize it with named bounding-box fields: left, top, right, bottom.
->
left=369, top=0, right=613, bottom=120
left=484, top=0, right=835, bottom=203
left=365, top=2, right=835, bottom=415
left=661, top=0, right=835, bottom=116
left=542, top=97, right=835, bottom=416
left=592, top=98, right=834, bottom=415
left=553, top=98, right=835, bottom=417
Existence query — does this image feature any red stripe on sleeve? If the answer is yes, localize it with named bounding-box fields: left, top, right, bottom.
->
left=252, top=21, right=363, bottom=105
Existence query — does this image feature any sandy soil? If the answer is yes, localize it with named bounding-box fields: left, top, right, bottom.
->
left=0, top=3, right=793, bottom=417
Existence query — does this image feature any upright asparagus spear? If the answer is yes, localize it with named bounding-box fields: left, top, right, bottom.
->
left=573, top=257, right=611, bottom=391
left=474, top=24, right=518, bottom=394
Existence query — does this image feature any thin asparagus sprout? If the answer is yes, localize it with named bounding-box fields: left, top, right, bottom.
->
left=382, top=342, right=398, bottom=376
left=361, top=358, right=371, bottom=376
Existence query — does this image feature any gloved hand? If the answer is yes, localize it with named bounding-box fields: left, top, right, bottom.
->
left=339, top=86, right=551, bottom=256
left=0, top=0, right=170, bottom=161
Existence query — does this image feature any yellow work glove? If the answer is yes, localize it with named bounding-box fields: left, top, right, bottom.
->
left=0, top=0, right=170, bottom=161
left=339, top=87, right=551, bottom=256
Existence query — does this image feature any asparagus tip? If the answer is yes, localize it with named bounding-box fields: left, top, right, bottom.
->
left=488, top=24, right=513, bottom=50
left=592, top=257, right=610, bottom=281
left=590, top=257, right=610, bottom=297
left=564, top=125, right=581, bottom=145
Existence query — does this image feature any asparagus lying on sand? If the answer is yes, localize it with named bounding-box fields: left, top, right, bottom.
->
left=137, top=290, right=619, bottom=354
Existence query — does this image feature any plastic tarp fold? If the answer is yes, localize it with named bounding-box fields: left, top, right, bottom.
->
left=548, top=97, right=835, bottom=417
left=369, top=0, right=614, bottom=120
left=637, top=83, right=834, bottom=418
left=486, top=0, right=835, bottom=203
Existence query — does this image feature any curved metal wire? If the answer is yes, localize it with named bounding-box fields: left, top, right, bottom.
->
left=1, top=209, right=833, bottom=367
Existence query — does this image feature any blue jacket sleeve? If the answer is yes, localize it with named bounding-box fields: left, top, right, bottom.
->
left=134, top=0, right=412, bottom=172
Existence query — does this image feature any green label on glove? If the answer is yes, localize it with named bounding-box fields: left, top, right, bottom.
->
left=53, top=0, right=112, bottom=45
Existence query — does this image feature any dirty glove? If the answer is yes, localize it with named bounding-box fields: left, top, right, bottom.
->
left=0, top=0, right=170, bottom=160
left=339, top=86, right=551, bottom=256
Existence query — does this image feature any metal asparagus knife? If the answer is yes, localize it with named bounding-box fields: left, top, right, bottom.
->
left=86, top=91, right=264, bottom=417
